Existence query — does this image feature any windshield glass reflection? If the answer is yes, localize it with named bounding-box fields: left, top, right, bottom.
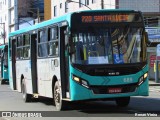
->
left=71, top=26, right=145, bottom=65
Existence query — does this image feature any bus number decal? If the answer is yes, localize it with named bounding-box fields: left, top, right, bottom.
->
left=82, top=16, right=92, bottom=23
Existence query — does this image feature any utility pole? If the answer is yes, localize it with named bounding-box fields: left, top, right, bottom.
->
left=101, top=0, right=104, bottom=9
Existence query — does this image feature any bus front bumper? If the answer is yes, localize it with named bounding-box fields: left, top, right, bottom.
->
left=70, top=78, right=149, bottom=101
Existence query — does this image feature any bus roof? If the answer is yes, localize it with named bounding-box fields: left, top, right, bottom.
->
left=9, top=9, right=141, bottom=37
left=9, top=13, right=72, bottom=37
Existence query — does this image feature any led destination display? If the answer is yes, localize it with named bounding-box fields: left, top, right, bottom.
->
left=81, top=14, right=130, bottom=23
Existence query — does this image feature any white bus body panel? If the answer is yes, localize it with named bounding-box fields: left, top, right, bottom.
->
left=16, top=60, right=32, bottom=94
left=37, top=57, right=60, bottom=98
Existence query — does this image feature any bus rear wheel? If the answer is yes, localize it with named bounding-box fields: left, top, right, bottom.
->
left=0, top=79, right=5, bottom=85
left=53, top=81, right=67, bottom=111
left=115, top=97, right=130, bottom=107
left=1, top=79, right=8, bottom=85
left=22, top=80, right=32, bottom=102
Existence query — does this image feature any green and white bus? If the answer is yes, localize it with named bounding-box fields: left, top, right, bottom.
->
left=0, top=44, right=9, bottom=84
left=9, top=9, right=149, bottom=111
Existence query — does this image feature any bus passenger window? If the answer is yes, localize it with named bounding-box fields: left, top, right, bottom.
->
left=49, top=41, right=58, bottom=56
left=38, top=30, right=48, bottom=57
left=48, top=27, right=59, bottom=57
left=17, top=36, right=23, bottom=47
left=23, top=47, right=30, bottom=59
left=50, top=27, right=58, bottom=40
left=23, top=34, right=30, bottom=59
left=38, top=43, right=48, bottom=57
left=17, top=48, right=23, bottom=59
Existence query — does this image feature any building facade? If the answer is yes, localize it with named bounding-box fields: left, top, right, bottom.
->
left=118, top=0, right=160, bottom=80
left=0, top=0, right=18, bottom=44
left=18, top=0, right=44, bottom=29
left=44, top=0, right=51, bottom=20
left=8, top=0, right=18, bottom=32
left=0, top=0, right=8, bottom=44
left=51, top=0, right=160, bottom=27
left=118, top=0, right=160, bottom=27
left=0, top=0, right=45, bottom=44
left=51, top=0, right=116, bottom=18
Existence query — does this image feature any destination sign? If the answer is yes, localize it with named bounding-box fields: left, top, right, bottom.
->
left=82, top=14, right=130, bottom=23
left=71, top=12, right=142, bottom=27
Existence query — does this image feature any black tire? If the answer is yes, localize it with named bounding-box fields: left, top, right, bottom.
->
left=0, top=79, right=8, bottom=85
left=0, top=79, right=5, bottom=85
left=115, top=97, right=130, bottom=107
left=22, top=80, right=32, bottom=102
left=53, top=81, right=68, bottom=111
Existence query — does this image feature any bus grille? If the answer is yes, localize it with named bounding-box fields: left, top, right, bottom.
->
left=73, top=63, right=146, bottom=76
left=90, top=83, right=137, bottom=94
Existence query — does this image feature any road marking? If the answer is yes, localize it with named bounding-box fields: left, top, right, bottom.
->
left=149, top=88, right=160, bottom=92
left=2, top=118, right=11, bottom=120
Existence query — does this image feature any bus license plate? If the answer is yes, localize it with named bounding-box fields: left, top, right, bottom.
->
left=108, top=88, right=122, bottom=93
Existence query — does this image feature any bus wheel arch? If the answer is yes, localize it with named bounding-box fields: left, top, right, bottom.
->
left=52, top=75, right=58, bottom=100
left=52, top=76, right=67, bottom=111
left=21, top=78, right=32, bottom=102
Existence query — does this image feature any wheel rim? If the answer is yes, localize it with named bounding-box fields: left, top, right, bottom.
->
left=54, top=84, right=61, bottom=106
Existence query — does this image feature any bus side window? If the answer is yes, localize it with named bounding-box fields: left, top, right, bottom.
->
left=23, top=47, right=30, bottom=58
left=23, top=34, right=30, bottom=59
left=16, top=36, right=23, bottom=60
left=49, top=42, right=58, bottom=56
left=17, top=48, right=23, bottom=59
left=48, top=27, right=58, bottom=56
left=38, top=30, right=48, bottom=57
left=49, top=42, right=55, bottom=56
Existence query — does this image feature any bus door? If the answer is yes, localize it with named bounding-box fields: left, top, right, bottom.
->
left=30, top=33, right=38, bottom=94
left=11, top=39, right=17, bottom=90
left=0, top=49, right=3, bottom=78
left=2, top=46, right=9, bottom=81
left=59, top=24, right=69, bottom=98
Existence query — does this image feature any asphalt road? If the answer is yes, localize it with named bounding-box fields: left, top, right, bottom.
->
left=0, top=84, right=160, bottom=120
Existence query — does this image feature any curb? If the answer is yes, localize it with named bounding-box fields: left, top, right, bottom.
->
left=149, top=84, right=160, bottom=86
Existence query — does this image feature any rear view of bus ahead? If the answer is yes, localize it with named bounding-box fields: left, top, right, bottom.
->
left=0, top=44, right=9, bottom=84
left=9, top=9, right=149, bottom=111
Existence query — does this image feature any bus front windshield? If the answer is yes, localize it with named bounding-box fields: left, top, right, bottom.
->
left=71, top=26, right=147, bottom=65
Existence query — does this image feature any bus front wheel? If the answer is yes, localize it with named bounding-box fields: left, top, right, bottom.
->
left=115, top=97, right=130, bottom=107
left=53, top=81, right=67, bottom=111
left=22, top=80, right=32, bottom=102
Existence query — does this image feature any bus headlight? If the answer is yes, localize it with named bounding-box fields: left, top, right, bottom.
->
left=144, top=73, right=148, bottom=79
left=72, top=74, right=89, bottom=88
left=138, top=72, right=148, bottom=86
left=72, top=76, right=80, bottom=82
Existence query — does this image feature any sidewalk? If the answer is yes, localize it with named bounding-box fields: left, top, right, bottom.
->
left=149, top=80, right=160, bottom=86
